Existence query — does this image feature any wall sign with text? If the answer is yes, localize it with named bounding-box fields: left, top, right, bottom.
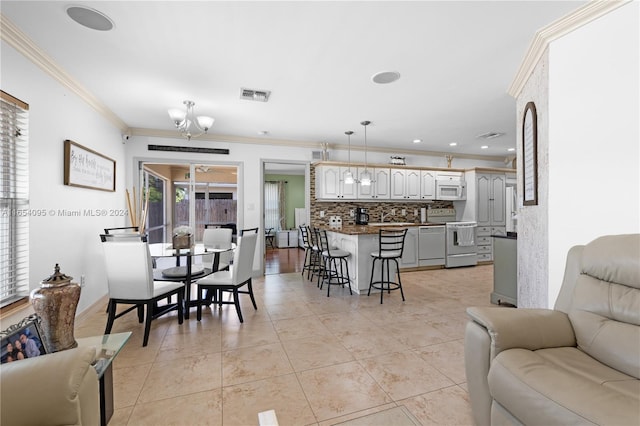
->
left=64, top=140, right=116, bottom=192
left=522, top=102, right=538, bottom=206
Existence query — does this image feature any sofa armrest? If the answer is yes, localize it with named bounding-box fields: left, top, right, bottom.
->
left=467, top=307, right=576, bottom=360
left=0, top=346, right=99, bottom=425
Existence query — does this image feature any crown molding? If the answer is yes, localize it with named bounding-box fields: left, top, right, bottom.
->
left=0, top=13, right=128, bottom=131
left=130, top=128, right=505, bottom=162
left=508, top=0, right=632, bottom=98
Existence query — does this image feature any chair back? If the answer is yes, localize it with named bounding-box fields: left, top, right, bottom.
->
left=104, top=226, right=139, bottom=234
left=308, top=226, right=318, bottom=249
left=230, top=232, right=258, bottom=284
left=316, top=229, right=331, bottom=255
left=378, top=228, right=408, bottom=257
left=299, top=226, right=310, bottom=248
left=101, top=240, right=155, bottom=299
left=100, top=233, right=147, bottom=242
left=203, top=228, right=233, bottom=248
left=239, top=227, right=259, bottom=236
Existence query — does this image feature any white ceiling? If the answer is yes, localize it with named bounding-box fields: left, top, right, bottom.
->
left=2, top=1, right=585, bottom=158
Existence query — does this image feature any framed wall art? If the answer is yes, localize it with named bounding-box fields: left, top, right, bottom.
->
left=522, top=102, right=538, bottom=206
left=64, top=140, right=116, bottom=192
left=1, top=314, right=47, bottom=363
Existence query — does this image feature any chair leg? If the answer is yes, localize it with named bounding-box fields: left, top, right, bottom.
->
left=368, top=258, right=377, bottom=296
left=177, top=289, right=185, bottom=324
left=233, top=288, right=244, bottom=323
left=196, top=285, right=203, bottom=321
left=105, top=300, right=116, bottom=334
left=247, top=279, right=257, bottom=310
left=137, top=305, right=144, bottom=323
left=143, top=302, right=153, bottom=347
left=343, top=258, right=352, bottom=295
left=380, top=258, right=385, bottom=304
left=395, top=258, right=405, bottom=301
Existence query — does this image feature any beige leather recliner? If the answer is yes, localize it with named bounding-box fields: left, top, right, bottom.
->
left=1, top=345, right=99, bottom=425
left=464, top=234, right=640, bottom=425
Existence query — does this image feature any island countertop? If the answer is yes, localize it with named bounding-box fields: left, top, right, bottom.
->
left=319, top=222, right=442, bottom=235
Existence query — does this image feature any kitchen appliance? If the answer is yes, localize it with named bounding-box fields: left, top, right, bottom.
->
left=355, top=207, right=369, bottom=225
left=418, top=225, right=446, bottom=266
left=445, top=222, right=478, bottom=268
left=435, top=173, right=466, bottom=200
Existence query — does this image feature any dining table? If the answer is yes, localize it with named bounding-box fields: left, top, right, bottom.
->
left=148, top=242, right=235, bottom=319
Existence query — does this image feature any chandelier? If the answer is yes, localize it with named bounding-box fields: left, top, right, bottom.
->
left=167, top=100, right=215, bottom=140
left=344, top=131, right=355, bottom=184
left=359, top=120, right=372, bottom=186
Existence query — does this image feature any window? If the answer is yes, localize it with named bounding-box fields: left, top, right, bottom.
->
left=0, top=91, right=29, bottom=307
left=264, top=181, right=286, bottom=231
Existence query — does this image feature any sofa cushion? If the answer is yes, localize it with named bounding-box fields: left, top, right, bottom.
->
left=568, top=241, right=640, bottom=379
left=488, top=347, right=640, bottom=425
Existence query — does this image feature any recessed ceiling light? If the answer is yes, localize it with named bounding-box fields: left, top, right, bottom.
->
left=413, top=139, right=422, bottom=144
left=371, top=71, right=401, bottom=84
left=481, top=145, right=489, bottom=149
left=66, top=5, right=114, bottom=31
left=449, top=142, right=457, bottom=146
left=507, top=147, right=516, bottom=152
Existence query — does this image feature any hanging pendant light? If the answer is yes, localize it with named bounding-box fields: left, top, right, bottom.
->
left=343, top=131, right=355, bottom=184
left=360, top=121, right=372, bottom=186
left=168, top=100, right=215, bottom=140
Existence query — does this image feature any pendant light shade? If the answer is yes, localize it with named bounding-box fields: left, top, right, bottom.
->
left=360, top=121, right=371, bottom=186
left=344, top=130, right=355, bottom=184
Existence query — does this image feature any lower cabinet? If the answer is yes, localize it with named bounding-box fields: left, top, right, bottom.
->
left=476, top=226, right=506, bottom=261
left=400, top=227, right=419, bottom=268
left=276, top=230, right=298, bottom=248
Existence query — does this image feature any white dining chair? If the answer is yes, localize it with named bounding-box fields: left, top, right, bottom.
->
left=195, top=232, right=258, bottom=322
left=100, top=237, right=185, bottom=346
left=202, top=227, right=233, bottom=271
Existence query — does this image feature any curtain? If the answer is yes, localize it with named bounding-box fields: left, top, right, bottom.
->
left=264, top=181, right=287, bottom=231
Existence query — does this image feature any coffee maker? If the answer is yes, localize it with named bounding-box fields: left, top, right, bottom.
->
left=355, top=207, right=369, bottom=225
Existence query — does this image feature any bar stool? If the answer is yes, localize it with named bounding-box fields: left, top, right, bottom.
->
left=307, top=226, right=322, bottom=283
left=315, top=229, right=352, bottom=297
left=299, top=226, right=313, bottom=279
left=368, top=228, right=408, bottom=304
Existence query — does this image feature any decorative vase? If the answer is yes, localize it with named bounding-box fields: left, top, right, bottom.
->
left=172, top=233, right=193, bottom=249
left=30, top=264, right=80, bottom=353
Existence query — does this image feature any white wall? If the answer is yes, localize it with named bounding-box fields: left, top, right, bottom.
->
left=547, top=2, right=639, bottom=307
left=1, top=42, right=127, bottom=318
left=517, top=2, right=639, bottom=308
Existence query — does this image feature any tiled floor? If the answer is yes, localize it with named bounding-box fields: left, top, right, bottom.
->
left=75, top=265, right=494, bottom=425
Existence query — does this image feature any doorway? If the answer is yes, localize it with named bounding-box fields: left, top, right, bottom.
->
left=262, top=161, right=309, bottom=275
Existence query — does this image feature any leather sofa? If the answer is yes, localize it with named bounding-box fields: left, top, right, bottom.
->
left=464, top=234, right=639, bottom=425
left=1, top=345, right=100, bottom=425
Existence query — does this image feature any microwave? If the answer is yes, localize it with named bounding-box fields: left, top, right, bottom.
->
left=435, top=178, right=466, bottom=200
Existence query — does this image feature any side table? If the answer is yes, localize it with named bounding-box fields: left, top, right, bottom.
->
left=77, top=332, right=131, bottom=426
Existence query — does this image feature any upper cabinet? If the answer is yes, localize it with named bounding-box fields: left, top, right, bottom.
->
left=315, top=165, right=356, bottom=199
left=420, top=170, right=436, bottom=200
left=476, top=173, right=506, bottom=226
left=390, top=168, right=420, bottom=200
left=357, top=167, right=390, bottom=199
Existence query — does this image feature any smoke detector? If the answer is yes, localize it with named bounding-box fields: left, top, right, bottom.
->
left=240, top=88, right=271, bottom=102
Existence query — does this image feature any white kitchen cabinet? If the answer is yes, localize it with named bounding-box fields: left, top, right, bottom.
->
left=476, top=173, right=506, bottom=260
left=420, top=170, right=436, bottom=200
left=399, top=227, right=419, bottom=268
left=390, top=168, right=421, bottom=200
left=315, top=165, right=356, bottom=199
left=357, top=167, right=390, bottom=199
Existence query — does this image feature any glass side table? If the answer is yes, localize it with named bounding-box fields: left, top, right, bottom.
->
left=77, top=332, right=131, bottom=426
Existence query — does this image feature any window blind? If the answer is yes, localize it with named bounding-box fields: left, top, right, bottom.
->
left=0, top=90, right=29, bottom=306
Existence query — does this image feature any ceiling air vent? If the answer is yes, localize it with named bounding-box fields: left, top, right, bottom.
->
left=476, top=132, right=504, bottom=140
left=240, top=88, right=271, bottom=102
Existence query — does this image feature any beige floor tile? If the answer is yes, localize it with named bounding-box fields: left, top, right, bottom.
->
left=221, top=320, right=280, bottom=350
left=273, top=314, right=333, bottom=341
left=222, top=374, right=316, bottom=425
left=108, top=406, right=133, bottom=426
left=415, top=340, right=467, bottom=384
left=317, top=403, right=399, bottom=426
left=336, top=329, right=409, bottom=359
left=282, top=334, right=355, bottom=371
left=222, top=342, right=293, bottom=386
left=359, top=350, right=455, bottom=400
left=155, top=327, right=221, bottom=362
left=113, top=363, right=152, bottom=409
left=297, top=361, right=393, bottom=421
left=126, top=389, right=222, bottom=426
left=382, top=320, right=451, bottom=349
left=400, top=385, right=474, bottom=426
left=138, top=353, right=222, bottom=403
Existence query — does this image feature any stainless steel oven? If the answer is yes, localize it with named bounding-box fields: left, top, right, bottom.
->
left=445, top=221, right=477, bottom=268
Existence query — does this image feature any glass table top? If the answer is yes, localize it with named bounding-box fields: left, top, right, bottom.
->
left=77, top=332, right=131, bottom=378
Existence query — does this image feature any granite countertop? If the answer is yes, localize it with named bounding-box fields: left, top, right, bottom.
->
left=320, top=223, right=437, bottom=235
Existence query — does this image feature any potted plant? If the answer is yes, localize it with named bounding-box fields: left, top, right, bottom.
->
left=172, top=225, right=194, bottom=249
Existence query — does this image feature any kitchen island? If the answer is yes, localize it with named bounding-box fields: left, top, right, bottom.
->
left=320, top=223, right=426, bottom=294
